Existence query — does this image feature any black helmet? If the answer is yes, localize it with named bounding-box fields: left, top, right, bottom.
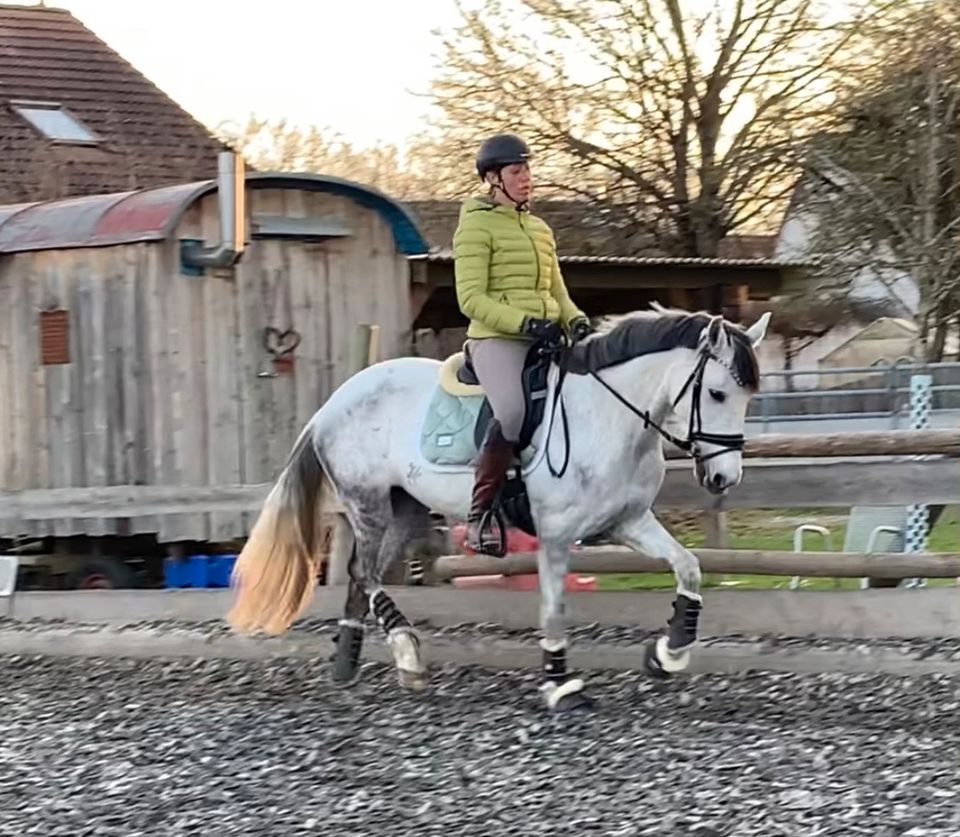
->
left=475, top=133, right=531, bottom=179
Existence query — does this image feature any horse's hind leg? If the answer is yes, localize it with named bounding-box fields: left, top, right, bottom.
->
left=330, top=489, right=430, bottom=691
left=330, top=514, right=375, bottom=687
left=613, top=510, right=702, bottom=678
left=369, top=489, right=431, bottom=691
left=330, top=524, right=368, bottom=687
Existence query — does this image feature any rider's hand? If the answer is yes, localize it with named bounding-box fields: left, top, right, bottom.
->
left=569, top=316, right=594, bottom=343
left=521, top=317, right=564, bottom=346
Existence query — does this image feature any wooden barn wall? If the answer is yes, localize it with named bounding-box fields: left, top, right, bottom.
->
left=184, top=188, right=411, bottom=495
left=0, top=186, right=413, bottom=544
left=0, top=243, right=166, bottom=539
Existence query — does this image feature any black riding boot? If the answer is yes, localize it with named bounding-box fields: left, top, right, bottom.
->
left=464, top=420, right=514, bottom=556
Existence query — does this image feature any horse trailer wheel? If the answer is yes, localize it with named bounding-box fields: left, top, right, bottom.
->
left=66, top=558, right=137, bottom=590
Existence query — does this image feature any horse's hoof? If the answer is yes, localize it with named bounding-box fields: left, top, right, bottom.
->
left=553, top=690, right=595, bottom=713
left=541, top=677, right=594, bottom=712
left=644, top=635, right=691, bottom=680
left=329, top=659, right=362, bottom=688
left=397, top=667, right=429, bottom=692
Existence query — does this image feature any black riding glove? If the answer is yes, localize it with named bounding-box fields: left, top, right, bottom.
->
left=570, top=316, right=594, bottom=343
left=521, top=317, right=564, bottom=346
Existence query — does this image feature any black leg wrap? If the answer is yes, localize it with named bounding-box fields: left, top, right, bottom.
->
left=371, top=589, right=410, bottom=634
left=667, top=594, right=701, bottom=650
left=542, top=647, right=571, bottom=685
left=330, top=623, right=364, bottom=684
left=540, top=646, right=593, bottom=711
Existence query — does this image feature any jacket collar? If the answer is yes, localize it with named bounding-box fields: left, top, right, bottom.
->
left=466, top=195, right=529, bottom=216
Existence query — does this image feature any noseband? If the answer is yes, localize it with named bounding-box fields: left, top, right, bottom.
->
left=584, top=347, right=747, bottom=465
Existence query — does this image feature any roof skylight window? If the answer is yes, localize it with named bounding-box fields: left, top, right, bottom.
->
left=12, top=101, right=98, bottom=144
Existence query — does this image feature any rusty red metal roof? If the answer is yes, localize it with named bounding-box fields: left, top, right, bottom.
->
left=0, top=173, right=430, bottom=255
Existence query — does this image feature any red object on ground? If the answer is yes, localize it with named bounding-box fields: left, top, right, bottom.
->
left=452, top=573, right=598, bottom=592
left=447, top=523, right=597, bottom=591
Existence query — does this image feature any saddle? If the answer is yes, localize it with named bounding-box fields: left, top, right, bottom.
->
left=438, top=342, right=550, bottom=452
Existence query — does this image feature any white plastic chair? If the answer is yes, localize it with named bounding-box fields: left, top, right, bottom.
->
left=0, top=554, right=18, bottom=616
left=790, top=506, right=907, bottom=590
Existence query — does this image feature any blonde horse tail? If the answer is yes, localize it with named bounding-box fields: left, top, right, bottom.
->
left=226, top=423, right=335, bottom=636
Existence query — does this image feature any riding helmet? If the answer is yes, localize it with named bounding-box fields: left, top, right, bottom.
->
left=475, top=133, right=531, bottom=179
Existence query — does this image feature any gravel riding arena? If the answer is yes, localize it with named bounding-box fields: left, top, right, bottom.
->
left=1, top=588, right=958, bottom=837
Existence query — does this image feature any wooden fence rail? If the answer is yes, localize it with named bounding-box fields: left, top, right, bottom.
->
left=739, top=429, right=960, bottom=458
left=0, top=457, right=957, bottom=526
left=432, top=547, right=960, bottom=581
left=0, top=430, right=955, bottom=533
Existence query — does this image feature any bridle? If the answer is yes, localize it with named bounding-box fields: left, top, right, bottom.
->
left=588, top=347, right=747, bottom=463
left=544, top=339, right=747, bottom=478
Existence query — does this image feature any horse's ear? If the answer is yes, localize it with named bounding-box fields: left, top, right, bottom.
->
left=702, top=315, right=729, bottom=352
left=744, top=311, right=771, bottom=347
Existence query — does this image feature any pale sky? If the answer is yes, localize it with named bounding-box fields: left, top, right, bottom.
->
left=42, top=0, right=464, bottom=148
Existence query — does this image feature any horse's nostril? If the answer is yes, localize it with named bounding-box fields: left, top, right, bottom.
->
left=712, top=473, right=725, bottom=488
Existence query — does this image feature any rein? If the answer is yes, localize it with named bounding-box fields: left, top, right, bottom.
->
left=543, top=343, right=746, bottom=478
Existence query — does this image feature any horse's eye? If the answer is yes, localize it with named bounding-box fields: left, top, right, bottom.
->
left=709, top=389, right=726, bottom=403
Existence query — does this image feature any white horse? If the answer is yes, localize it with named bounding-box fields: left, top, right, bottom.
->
left=226, top=305, right=770, bottom=712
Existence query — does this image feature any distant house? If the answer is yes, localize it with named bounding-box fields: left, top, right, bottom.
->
left=775, top=171, right=919, bottom=317
left=0, top=3, right=226, bottom=203
left=745, top=168, right=927, bottom=389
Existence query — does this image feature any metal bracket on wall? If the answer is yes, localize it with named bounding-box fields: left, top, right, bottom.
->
left=258, top=326, right=302, bottom=378
left=179, top=239, right=206, bottom=277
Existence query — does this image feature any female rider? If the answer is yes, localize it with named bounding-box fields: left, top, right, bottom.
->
left=453, top=133, right=592, bottom=554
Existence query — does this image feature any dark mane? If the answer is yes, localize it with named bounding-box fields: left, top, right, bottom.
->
left=567, top=306, right=760, bottom=390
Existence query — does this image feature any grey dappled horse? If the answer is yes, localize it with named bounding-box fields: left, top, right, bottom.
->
left=227, top=305, right=770, bottom=711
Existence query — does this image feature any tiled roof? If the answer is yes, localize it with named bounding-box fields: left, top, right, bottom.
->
left=403, top=198, right=779, bottom=262
left=0, top=3, right=226, bottom=203
left=412, top=250, right=801, bottom=268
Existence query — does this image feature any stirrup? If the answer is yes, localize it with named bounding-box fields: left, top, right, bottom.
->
left=465, top=508, right=507, bottom=558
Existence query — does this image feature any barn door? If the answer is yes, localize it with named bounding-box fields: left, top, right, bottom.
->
left=236, top=239, right=334, bottom=486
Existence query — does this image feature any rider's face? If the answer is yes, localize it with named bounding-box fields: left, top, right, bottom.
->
left=491, top=162, right=532, bottom=203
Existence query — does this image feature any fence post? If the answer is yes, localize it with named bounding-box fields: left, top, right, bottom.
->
left=904, top=373, right=933, bottom=588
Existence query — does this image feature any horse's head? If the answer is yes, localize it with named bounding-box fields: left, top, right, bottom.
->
left=667, top=312, right=770, bottom=495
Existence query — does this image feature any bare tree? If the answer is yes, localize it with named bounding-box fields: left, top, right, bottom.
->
left=743, top=293, right=897, bottom=390
left=216, top=116, right=461, bottom=201
left=799, top=1, right=960, bottom=361
left=422, top=0, right=889, bottom=257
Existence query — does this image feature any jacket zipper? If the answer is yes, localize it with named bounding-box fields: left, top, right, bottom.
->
left=517, top=213, right=546, bottom=318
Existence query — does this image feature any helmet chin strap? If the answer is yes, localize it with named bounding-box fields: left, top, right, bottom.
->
left=491, top=174, right=529, bottom=211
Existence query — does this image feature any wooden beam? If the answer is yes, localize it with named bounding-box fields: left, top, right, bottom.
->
left=0, top=484, right=346, bottom=522
left=742, top=429, right=960, bottom=458
left=658, top=458, right=960, bottom=509
left=433, top=546, right=960, bottom=580
left=0, top=484, right=272, bottom=521
left=0, top=456, right=955, bottom=525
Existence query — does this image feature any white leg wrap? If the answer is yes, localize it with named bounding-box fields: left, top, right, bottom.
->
left=540, top=677, right=586, bottom=710
left=338, top=618, right=364, bottom=630
left=656, top=635, right=691, bottom=673
left=388, top=627, right=424, bottom=674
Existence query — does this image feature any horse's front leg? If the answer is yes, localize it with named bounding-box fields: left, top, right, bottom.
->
left=537, top=536, right=594, bottom=712
left=613, top=510, right=702, bottom=678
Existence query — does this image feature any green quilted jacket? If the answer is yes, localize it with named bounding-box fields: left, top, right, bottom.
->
left=452, top=197, right=584, bottom=339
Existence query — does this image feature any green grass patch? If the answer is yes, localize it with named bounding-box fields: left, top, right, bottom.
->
left=594, top=506, right=959, bottom=591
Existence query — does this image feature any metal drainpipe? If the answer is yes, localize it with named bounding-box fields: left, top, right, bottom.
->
left=181, top=150, right=247, bottom=269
